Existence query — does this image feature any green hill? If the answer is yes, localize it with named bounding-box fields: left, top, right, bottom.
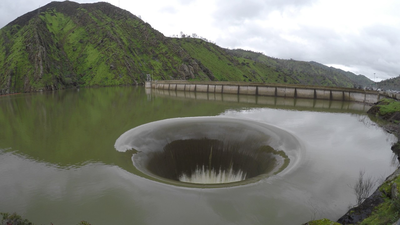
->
left=377, top=76, right=400, bottom=91
left=0, top=1, right=374, bottom=95
left=226, top=49, right=374, bottom=87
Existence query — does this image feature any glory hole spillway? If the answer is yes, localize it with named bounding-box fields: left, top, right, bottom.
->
left=114, top=117, right=300, bottom=188
left=0, top=86, right=397, bottom=225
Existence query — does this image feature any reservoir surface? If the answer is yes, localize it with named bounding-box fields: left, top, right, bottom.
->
left=0, top=86, right=397, bottom=224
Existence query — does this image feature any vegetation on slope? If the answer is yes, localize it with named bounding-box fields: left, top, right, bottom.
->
left=368, top=98, right=400, bottom=123
left=173, top=38, right=298, bottom=83
left=303, top=218, right=341, bottom=225
left=0, top=1, right=191, bottom=94
left=377, top=75, right=400, bottom=91
left=227, top=49, right=374, bottom=88
left=336, top=168, right=400, bottom=225
left=0, top=1, right=375, bottom=95
left=1, top=212, right=33, bottom=225
left=1, top=212, right=91, bottom=225
left=359, top=174, right=400, bottom=224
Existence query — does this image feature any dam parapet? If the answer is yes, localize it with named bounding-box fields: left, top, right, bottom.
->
left=149, top=88, right=370, bottom=113
left=145, top=80, right=399, bottom=104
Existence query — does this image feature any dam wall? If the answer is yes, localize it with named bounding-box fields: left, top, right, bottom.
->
left=149, top=88, right=372, bottom=113
left=145, top=81, right=394, bottom=104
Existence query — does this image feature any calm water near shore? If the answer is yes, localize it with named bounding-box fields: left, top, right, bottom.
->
left=0, top=86, right=397, bottom=225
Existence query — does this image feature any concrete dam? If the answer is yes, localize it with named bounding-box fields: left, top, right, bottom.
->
left=145, top=80, right=397, bottom=104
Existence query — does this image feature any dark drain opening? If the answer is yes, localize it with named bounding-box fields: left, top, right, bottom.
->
left=146, top=138, right=282, bottom=184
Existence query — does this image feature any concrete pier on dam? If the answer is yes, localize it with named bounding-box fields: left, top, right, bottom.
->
left=145, top=81, right=399, bottom=105
left=148, top=87, right=371, bottom=113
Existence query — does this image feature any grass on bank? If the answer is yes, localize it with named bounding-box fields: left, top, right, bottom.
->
left=359, top=175, right=400, bottom=224
left=303, top=218, right=341, bottom=225
left=376, top=98, right=400, bottom=116
left=1, top=212, right=91, bottom=225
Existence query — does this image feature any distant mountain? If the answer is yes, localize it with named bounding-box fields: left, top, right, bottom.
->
left=309, top=61, right=374, bottom=88
left=0, top=1, right=374, bottom=94
left=225, top=49, right=374, bottom=88
left=377, top=76, right=400, bottom=91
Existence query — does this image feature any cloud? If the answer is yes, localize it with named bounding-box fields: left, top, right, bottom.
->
left=0, top=0, right=53, bottom=28
left=295, top=24, right=400, bottom=79
left=158, top=5, right=178, bottom=14
left=213, top=0, right=316, bottom=25
left=213, top=0, right=266, bottom=24
left=177, top=0, right=198, bottom=5
left=208, top=0, right=400, bottom=80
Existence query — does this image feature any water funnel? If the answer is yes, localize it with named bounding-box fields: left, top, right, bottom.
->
left=115, top=117, right=301, bottom=188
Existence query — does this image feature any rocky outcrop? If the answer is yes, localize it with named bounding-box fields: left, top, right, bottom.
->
left=179, top=63, right=195, bottom=79
left=178, top=59, right=204, bottom=80
left=337, top=188, right=385, bottom=224
left=337, top=168, right=400, bottom=224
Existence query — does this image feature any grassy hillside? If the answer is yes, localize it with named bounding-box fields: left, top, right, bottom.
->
left=0, top=1, right=190, bottom=94
left=173, top=38, right=299, bottom=83
left=377, top=75, right=400, bottom=91
left=0, top=1, right=374, bottom=95
left=227, top=49, right=374, bottom=88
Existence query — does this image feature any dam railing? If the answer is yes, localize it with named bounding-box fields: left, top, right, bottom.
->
left=145, top=80, right=399, bottom=104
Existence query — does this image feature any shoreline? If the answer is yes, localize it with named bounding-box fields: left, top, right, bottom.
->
left=306, top=98, right=400, bottom=225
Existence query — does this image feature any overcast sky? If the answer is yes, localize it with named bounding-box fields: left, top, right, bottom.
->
left=1, top=0, right=399, bottom=81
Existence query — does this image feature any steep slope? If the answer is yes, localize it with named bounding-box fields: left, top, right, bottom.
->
left=377, top=76, right=400, bottom=91
left=173, top=38, right=298, bottom=83
left=0, top=1, right=195, bottom=94
left=309, top=61, right=374, bottom=88
left=227, top=49, right=373, bottom=88
left=0, top=1, right=375, bottom=95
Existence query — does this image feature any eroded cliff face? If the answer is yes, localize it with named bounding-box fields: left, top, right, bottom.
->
left=0, top=1, right=199, bottom=94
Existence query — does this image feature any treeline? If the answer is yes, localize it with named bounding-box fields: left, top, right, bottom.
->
left=169, top=32, right=216, bottom=45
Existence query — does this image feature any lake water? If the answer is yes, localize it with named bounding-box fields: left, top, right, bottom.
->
left=0, top=86, right=398, bottom=225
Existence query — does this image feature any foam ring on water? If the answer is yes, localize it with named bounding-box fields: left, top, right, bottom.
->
left=115, top=117, right=302, bottom=188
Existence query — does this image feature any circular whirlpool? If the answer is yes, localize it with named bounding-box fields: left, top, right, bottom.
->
left=115, top=117, right=302, bottom=188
